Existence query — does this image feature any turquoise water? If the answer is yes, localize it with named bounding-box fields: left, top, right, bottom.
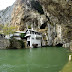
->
left=0, top=47, right=68, bottom=72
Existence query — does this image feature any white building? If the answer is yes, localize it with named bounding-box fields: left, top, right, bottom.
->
left=13, top=31, right=25, bottom=40
left=5, top=30, right=42, bottom=48
left=25, top=29, right=42, bottom=48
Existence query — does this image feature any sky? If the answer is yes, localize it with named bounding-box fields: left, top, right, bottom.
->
left=0, top=0, right=16, bottom=10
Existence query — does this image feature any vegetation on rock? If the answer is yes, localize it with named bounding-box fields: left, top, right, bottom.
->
left=28, top=25, right=31, bottom=29
left=20, top=33, right=26, bottom=39
left=0, top=24, right=3, bottom=31
left=3, top=24, right=16, bottom=35
left=8, top=38, right=25, bottom=49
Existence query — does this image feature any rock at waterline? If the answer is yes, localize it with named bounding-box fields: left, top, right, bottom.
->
left=0, top=38, right=10, bottom=49
left=70, top=41, right=72, bottom=50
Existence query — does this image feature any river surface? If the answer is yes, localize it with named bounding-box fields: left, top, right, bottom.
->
left=0, top=47, right=68, bottom=72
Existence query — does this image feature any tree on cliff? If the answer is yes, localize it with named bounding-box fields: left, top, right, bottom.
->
left=0, top=24, right=4, bottom=31
left=3, top=24, right=16, bottom=35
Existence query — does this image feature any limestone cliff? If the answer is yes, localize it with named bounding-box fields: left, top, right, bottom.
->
left=0, top=0, right=72, bottom=46
left=0, top=5, right=14, bottom=25
left=39, top=0, right=72, bottom=42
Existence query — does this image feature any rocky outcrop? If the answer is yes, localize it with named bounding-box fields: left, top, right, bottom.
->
left=0, top=38, right=10, bottom=49
left=63, top=43, right=70, bottom=48
left=0, top=5, right=14, bottom=25
left=11, top=0, right=48, bottom=31
left=39, top=0, right=72, bottom=44
left=0, top=0, right=72, bottom=46
left=8, top=38, right=25, bottom=49
left=70, top=41, right=72, bottom=50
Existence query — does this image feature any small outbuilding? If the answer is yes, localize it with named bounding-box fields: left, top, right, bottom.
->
left=13, top=31, right=26, bottom=40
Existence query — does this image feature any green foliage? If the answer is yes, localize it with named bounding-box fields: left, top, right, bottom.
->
left=3, top=24, right=16, bottom=35
left=28, top=25, right=31, bottom=29
left=20, top=33, right=26, bottom=39
left=0, top=24, right=4, bottom=31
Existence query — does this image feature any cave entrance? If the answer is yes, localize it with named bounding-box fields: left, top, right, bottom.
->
left=40, top=22, right=47, bottom=29
left=56, top=43, right=63, bottom=47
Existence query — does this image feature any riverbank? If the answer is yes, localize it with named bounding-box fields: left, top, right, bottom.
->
left=61, top=53, right=72, bottom=72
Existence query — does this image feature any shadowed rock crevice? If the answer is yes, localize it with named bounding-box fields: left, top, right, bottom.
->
left=56, top=43, right=63, bottom=47
left=31, top=0, right=44, bottom=14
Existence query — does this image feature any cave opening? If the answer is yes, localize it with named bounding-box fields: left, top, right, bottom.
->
left=31, top=0, right=44, bottom=14
left=56, top=43, right=63, bottom=47
left=40, top=22, right=47, bottom=29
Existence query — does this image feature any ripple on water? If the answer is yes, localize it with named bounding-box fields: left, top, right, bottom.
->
left=0, top=64, right=59, bottom=72
left=0, top=64, right=15, bottom=72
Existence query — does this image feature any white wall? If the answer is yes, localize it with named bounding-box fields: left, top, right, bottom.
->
left=5, top=34, right=13, bottom=39
left=14, top=33, right=20, bottom=36
left=13, top=37, right=21, bottom=40
left=30, top=33, right=41, bottom=48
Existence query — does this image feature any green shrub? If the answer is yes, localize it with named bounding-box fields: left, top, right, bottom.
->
left=28, top=25, right=31, bottom=29
left=20, top=33, right=26, bottom=39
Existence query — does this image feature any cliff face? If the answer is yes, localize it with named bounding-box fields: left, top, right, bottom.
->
left=11, top=0, right=47, bottom=31
left=0, top=0, right=72, bottom=46
left=39, top=0, right=72, bottom=42
left=0, top=5, right=14, bottom=25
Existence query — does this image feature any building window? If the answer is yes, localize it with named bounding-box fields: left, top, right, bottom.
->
left=31, top=31, right=34, bottom=34
left=36, top=37, right=41, bottom=40
left=35, top=32, right=36, bottom=34
left=27, top=31, right=30, bottom=34
left=32, top=37, right=34, bottom=39
left=35, top=32, right=38, bottom=35
left=28, top=37, right=30, bottom=39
